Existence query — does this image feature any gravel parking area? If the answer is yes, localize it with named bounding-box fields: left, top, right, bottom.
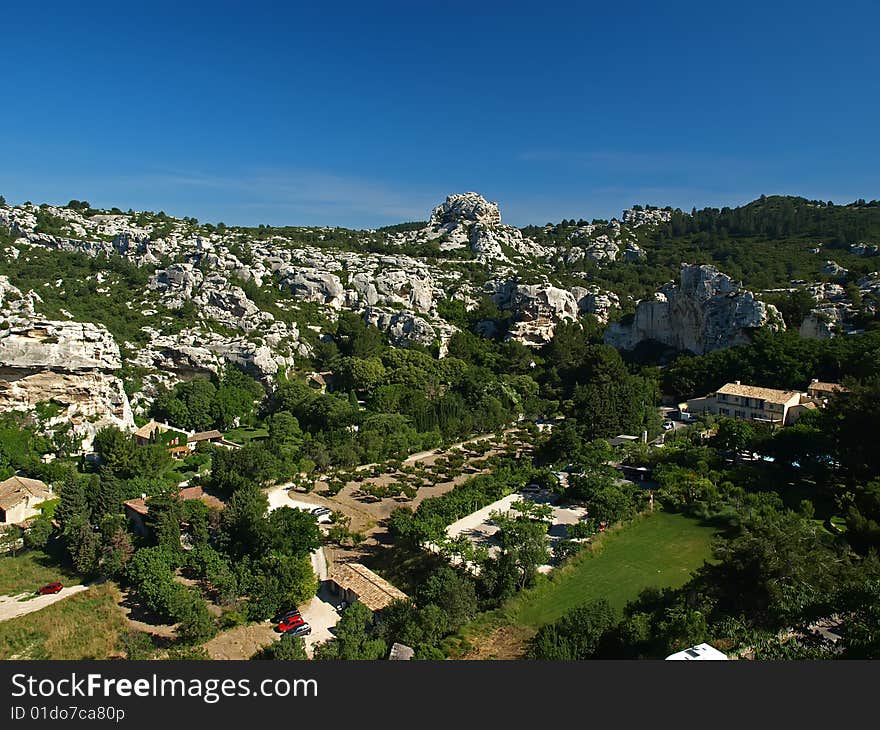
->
left=299, top=584, right=342, bottom=657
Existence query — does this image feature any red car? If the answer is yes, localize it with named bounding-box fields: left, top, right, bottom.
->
left=277, top=614, right=305, bottom=633
left=37, top=582, right=63, bottom=595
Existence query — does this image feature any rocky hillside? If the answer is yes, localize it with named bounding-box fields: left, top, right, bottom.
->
left=1, top=192, right=878, bottom=449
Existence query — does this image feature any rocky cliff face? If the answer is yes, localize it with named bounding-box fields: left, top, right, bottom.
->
left=604, top=264, right=784, bottom=354
left=0, top=277, right=134, bottom=451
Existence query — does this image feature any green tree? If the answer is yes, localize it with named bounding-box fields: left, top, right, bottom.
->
left=92, top=427, right=137, bottom=477
left=266, top=506, right=321, bottom=557
left=314, top=601, right=386, bottom=660
left=220, top=483, right=269, bottom=557
left=23, top=514, right=53, bottom=549
left=527, top=599, right=617, bottom=659
left=253, top=634, right=308, bottom=660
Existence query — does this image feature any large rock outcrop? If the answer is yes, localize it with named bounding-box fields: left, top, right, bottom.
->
left=570, top=286, right=620, bottom=323
left=0, top=277, right=134, bottom=451
left=604, top=264, right=784, bottom=354
left=489, top=281, right=580, bottom=346
left=430, top=193, right=502, bottom=228
left=364, top=308, right=458, bottom=355
left=420, top=193, right=551, bottom=263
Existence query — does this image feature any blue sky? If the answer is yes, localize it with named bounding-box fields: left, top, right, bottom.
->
left=1, top=1, right=878, bottom=228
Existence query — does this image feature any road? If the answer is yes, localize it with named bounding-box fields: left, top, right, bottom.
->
left=264, top=484, right=337, bottom=654
left=0, top=584, right=90, bottom=623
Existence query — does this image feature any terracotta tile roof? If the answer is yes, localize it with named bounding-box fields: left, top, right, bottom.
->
left=122, top=497, right=149, bottom=516
left=188, top=430, right=223, bottom=442
left=123, top=487, right=225, bottom=517
left=808, top=381, right=847, bottom=394
left=179, top=486, right=225, bottom=511
left=0, top=476, right=52, bottom=511
left=329, top=562, right=408, bottom=612
left=716, top=383, right=800, bottom=404
left=134, top=419, right=189, bottom=440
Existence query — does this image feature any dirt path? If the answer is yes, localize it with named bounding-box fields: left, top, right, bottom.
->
left=0, top=584, right=90, bottom=623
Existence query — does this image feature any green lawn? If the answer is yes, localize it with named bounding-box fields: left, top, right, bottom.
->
left=224, top=426, right=269, bottom=445
left=509, top=510, right=717, bottom=628
left=0, top=551, right=82, bottom=598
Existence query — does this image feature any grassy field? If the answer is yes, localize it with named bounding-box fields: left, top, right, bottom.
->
left=510, top=511, right=717, bottom=628
left=0, top=582, right=126, bottom=660
left=447, top=511, right=717, bottom=658
left=224, top=426, right=268, bottom=445
left=0, top=551, right=82, bottom=598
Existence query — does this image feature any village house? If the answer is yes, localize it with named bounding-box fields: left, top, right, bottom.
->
left=328, top=562, right=408, bottom=613
left=123, top=486, right=225, bottom=538
left=682, top=379, right=847, bottom=426
left=0, top=475, right=53, bottom=526
left=133, top=420, right=239, bottom=459
left=134, top=419, right=190, bottom=448
left=807, top=379, right=848, bottom=402
left=684, top=381, right=803, bottom=425
left=307, top=371, right=335, bottom=392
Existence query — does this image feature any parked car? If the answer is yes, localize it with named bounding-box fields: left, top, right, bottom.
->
left=310, top=506, right=331, bottom=516
left=662, top=421, right=674, bottom=431
left=335, top=600, right=349, bottom=612
left=271, top=608, right=301, bottom=624
left=36, top=582, right=63, bottom=595
left=277, top=614, right=306, bottom=633
left=286, top=623, right=312, bottom=637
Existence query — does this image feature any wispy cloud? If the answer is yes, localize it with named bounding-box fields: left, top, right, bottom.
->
left=97, top=167, right=441, bottom=227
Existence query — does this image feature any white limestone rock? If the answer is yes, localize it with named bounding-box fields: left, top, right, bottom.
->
left=570, top=286, right=620, bottom=323
left=490, top=281, right=579, bottom=346
left=280, top=270, right=346, bottom=308
left=430, top=192, right=502, bottom=227
left=822, top=260, right=849, bottom=278
left=799, top=304, right=850, bottom=339
left=0, top=319, right=123, bottom=371
left=604, top=264, right=785, bottom=354
left=364, top=308, right=457, bottom=355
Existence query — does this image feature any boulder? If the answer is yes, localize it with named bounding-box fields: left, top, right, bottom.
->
left=280, top=271, right=345, bottom=308
left=570, top=286, right=620, bottom=323
left=364, top=309, right=457, bottom=355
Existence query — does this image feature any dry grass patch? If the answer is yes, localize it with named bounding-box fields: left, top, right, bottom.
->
left=0, top=582, right=127, bottom=660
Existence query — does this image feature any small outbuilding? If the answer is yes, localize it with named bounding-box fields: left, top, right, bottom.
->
left=328, top=562, right=408, bottom=613
left=0, top=476, right=53, bottom=526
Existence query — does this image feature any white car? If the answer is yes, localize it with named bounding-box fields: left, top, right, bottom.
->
left=662, top=421, right=674, bottom=431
